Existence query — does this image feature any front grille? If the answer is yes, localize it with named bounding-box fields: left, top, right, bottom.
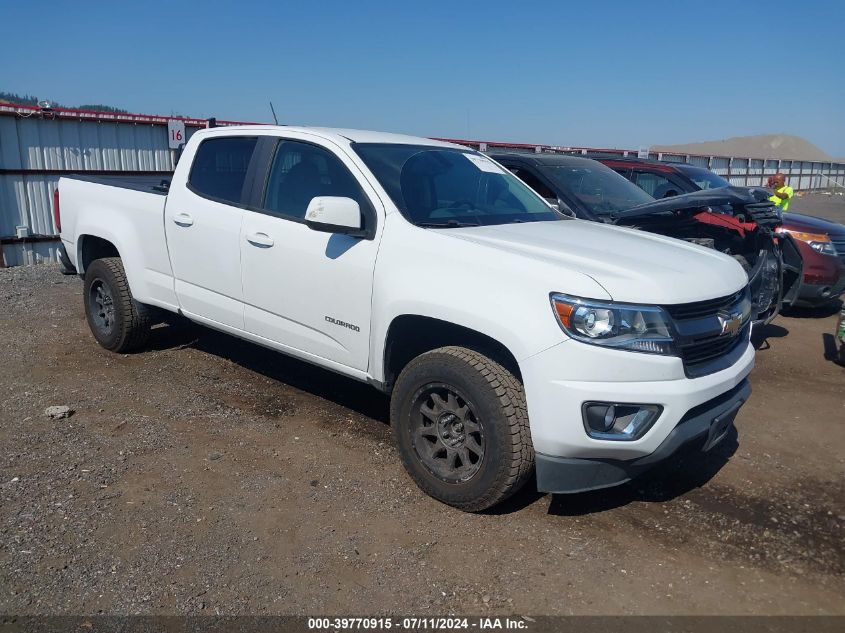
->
left=664, top=288, right=751, bottom=377
left=679, top=324, right=750, bottom=368
left=830, top=234, right=845, bottom=265
left=664, top=289, right=745, bottom=321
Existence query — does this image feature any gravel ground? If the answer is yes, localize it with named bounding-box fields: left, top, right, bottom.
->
left=0, top=263, right=843, bottom=616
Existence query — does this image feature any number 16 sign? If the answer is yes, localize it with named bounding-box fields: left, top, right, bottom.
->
left=167, top=120, right=186, bottom=149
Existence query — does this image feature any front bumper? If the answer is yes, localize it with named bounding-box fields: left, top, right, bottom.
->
left=790, top=240, right=845, bottom=307
left=520, top=336, right=755, bottom=492
left=535, top=379, right=750, bottom=493
left=795, top=277, right=845, bottom=306
left=793, top=250, right=845, bottom=306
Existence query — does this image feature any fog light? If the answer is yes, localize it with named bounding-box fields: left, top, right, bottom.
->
left=582, top=402, right=662, bottom=441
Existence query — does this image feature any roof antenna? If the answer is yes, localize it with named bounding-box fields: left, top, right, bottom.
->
left=269, top=100, right=279, bottom=125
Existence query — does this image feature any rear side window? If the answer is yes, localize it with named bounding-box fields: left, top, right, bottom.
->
left=188, top=137, right=258, bottom=204
left=633, top=170, right=680, bottom=199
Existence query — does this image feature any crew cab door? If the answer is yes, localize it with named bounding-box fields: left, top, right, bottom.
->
left=164, top=135, right=259, bottom=329
left=239, top=134, right=383, bottom=371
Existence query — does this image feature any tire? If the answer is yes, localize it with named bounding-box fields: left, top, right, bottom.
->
left=390, top=346, right=534, bottom=512
left=83, top=257, right=151, bottom=352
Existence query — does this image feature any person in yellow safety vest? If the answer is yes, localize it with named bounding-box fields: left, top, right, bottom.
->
left=767, top=172, right=794, bottom=212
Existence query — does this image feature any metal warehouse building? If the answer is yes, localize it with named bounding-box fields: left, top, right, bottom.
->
left=1, top=102, right=843, bottom=267
left=0, top=104, right=215, bottom=266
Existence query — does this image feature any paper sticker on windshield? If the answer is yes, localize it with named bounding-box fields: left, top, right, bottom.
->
left=463, top=153, right=506, bottom=174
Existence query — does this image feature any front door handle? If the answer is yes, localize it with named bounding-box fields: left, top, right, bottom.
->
left=173, top=213, right=194, bottom=227
left=246, top=232, right=274, bottom=248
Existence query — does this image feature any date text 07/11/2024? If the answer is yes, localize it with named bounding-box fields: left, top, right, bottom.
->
left=307, top=617, right=531, bottom=630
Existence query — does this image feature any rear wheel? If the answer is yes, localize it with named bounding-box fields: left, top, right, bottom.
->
left=390, top=346, right=534, bottom=512
left=83, top=257, right=151, bottom=352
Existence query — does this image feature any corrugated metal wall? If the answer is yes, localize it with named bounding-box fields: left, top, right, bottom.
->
left=2, top=104, right=844, bottom=267
left=0, top=108, right=202, bottom=266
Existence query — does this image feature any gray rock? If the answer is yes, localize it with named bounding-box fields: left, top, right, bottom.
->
left=44, top=406, right=73, bottom=420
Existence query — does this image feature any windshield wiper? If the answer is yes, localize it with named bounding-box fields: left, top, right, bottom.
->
left=416, top=219, right=480, bottom=228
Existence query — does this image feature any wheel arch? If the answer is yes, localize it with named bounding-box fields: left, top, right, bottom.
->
left=77, top=234, right=121, bottom=274
left=381, top=314, right=521, bottom=393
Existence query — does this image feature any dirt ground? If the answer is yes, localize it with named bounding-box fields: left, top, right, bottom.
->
left=1, top=202, right=843, bottom=616
left=790, top=191, right=845, bottom=224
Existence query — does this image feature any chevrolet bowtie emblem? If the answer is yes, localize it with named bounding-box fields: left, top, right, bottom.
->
left=718, top=311, right=743, bottom=336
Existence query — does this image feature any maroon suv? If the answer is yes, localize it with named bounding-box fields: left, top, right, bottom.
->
left=595, top=157, right=845, bottom=307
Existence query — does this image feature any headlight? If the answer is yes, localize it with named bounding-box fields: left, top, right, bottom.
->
left=550, top=294, right=675, bottom=355
left=777, top=228, right=837, bottom=256
left=809, top=241, right=837, bottom=256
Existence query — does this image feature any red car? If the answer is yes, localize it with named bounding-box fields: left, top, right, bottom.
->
left=595, top=157, right=845, bottom=307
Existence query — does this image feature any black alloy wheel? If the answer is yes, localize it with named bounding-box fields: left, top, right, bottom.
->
left=409, top=383, right=485, bottom=484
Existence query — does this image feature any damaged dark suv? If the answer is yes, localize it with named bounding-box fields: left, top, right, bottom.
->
left=490, top=153, right=803, bottom=323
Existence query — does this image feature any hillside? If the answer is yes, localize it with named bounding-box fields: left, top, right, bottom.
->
left=0, top=91, right=127, bottom=114
left=652, top=134, right=833, bottom=161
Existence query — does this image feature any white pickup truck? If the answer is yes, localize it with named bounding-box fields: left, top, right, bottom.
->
left=57, top=126, right=754, bottom=511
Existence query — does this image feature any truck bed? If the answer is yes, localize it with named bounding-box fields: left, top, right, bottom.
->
left=58, top=174, right=177, bottom=311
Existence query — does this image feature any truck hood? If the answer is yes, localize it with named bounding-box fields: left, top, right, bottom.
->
left=446, top=219, right=747, bottom=304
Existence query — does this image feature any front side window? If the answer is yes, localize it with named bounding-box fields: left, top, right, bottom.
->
left=511, top=168, right=557, bottom=201
left=188, top=136, right=258, bottom=204
left=541, top=163, right=654, bottom=216
left=263, top=140, right=370, bottom=220
left=352, top=144, right=558, bottom=227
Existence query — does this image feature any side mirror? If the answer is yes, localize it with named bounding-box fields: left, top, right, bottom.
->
left=552, top=198, right=576, bottom=218
left=304, top=197, right=364, bottom=236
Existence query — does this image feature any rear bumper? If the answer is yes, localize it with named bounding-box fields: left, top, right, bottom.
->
left=536, top=379, right=751, bottom=494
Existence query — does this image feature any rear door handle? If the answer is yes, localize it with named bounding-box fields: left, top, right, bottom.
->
left=173, top=213, right=194, bottom=227
left=246, top=232, right=274, bottom=248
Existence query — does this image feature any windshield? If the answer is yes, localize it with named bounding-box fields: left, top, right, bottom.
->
left=352, top=144, right=560, bottom=227
left=679, top=166, right=730, bottom=190
left=542, top=163, right=654, bottom=215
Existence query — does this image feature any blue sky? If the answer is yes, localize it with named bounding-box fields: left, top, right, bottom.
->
left=3, top=0, right=844, bottom=155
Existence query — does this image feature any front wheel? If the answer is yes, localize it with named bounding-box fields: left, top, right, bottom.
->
left=390, top=346, right=534, bottom=512
left=83, top=257, right=151, bottom=352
